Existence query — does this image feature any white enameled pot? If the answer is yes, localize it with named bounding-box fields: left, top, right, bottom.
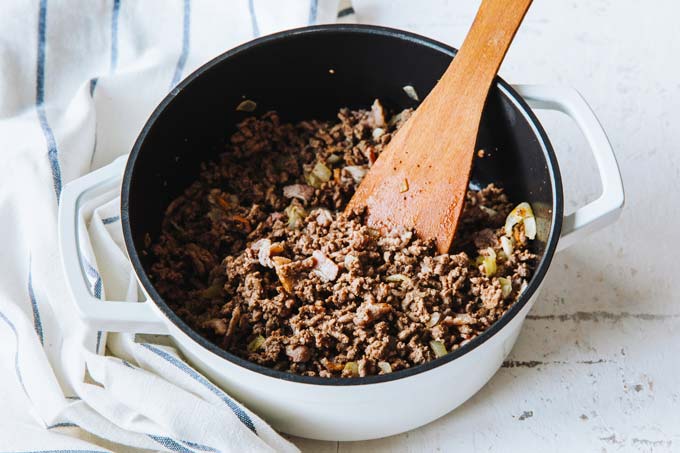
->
left=59, top=82, right=623, bottom=441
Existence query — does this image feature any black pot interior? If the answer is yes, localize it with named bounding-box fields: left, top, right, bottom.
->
left=123, top=25, right=562, bottom=385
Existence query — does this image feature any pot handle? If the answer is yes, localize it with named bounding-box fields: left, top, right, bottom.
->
left=58, top=156, right=168, bottom=334
left=513, top=85, right=624, bottom=251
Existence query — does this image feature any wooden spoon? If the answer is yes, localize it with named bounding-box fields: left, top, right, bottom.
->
left=346, top=0, right=533, bottom=254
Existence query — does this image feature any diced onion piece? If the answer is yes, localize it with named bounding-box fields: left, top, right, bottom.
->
left=378, top=361, right=392, bottom=374
left=326, top=153, right=342, bottom=164
left=313, top=161, right=332, bottom=182
left=247, top=335, right=265, bottom=352
left=256, top=238, right=274, bottom=268
left=402, top=85, right=420, bottom=101
left=504, top=210, right=521, bottom=236
left=430, top=340, right=448, bottom=358
left=523, top=216, right=537, bottom=240
left=270, top=243, right=284, bottom=254
left=452, top=313, right=475, bottom=325
left=283, top=184, right=314, bottom=203
left=372, top=127, right=385, bottom=139
left=250, top=238, right=266, bottom=251
left=371, top=99, right=386, bottom=127
left=343, top=361, right=359, bottom=377
left=236, top=99, right=257, bottom=112
left=482, top=256, right=497, bottom=276
left=253, top=238, right=283, bottom=252
left=314, top=208, right=333, bottom=227
left=479, top=248, right=497, bottom=277
left=284, top=203, right=307, bottom=229
left=386, top=274, right=412, bottom=286
left=499, top=277, right=512, bottom=299
left=500, top=236, right=514, bottom=258
left=272, top=256, right=293, bottom=293
left=304, top=162, right=332, bottom=189
left=305, top=161, right=332, bottom=188
left=344, top=165, right=368, bottom=183
left=254, top=239, right=284, bottom=268
left=312, top=250, right=339, bottom=282
left=324, top=360, right=345, bottom=372
left=426, top=312, right=441, bottom=327
left=388, top=113, right=400, bottom=126
left=504, top=202, right=536, bottom=238
left=344, top=254, right=359, bottom=269
left=479, top=205, right=498, bottom=217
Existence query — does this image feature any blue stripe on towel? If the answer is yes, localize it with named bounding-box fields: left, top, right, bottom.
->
left=140, top=343, right=257, bottom=434
left=81, top=258, right=102, bottom=300
left=47, top=420, right=216, bottom=453
left=121, top=359, right=135, bottom=369
left=36, top=0, right=63, bottom=202
left=89, top=78, right=98, bottom=95
left=110, top=0, right=121, bottom=72
left=94, top=278, right=102, bottom=300
left=180, top=440, right=220, bottom=453
left=89, top=129, right=98, bottom=168
left=170, top=0, right=191, bottom=88
left=90, top=0, right=121, bottom=97
left=0, top=311, right=29, bottom=397
left=47, top=422, right=79, bottom=429
left=95, top=330, right=103, bottom=353
left=102, top=215, right=120, bottom=224
left=27, top=257, right=44, bottom=345
left=90, top=0, right=122, bottom=165
left=308, top=0, right=318, bottom=24
left=248, top=0, right=260, bottom=37
left=147, top=435, right=195, bottom=453
left=82, top=259, right=104, bottom=353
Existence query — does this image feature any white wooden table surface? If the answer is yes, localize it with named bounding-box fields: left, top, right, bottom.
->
left=290, top=1, right=680, bottom=451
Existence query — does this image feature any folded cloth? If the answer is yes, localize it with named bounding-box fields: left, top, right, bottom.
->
left=0, top=1, right=355, bottom=452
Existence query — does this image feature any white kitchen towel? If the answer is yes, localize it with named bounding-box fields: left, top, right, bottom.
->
left=0, top=1, right=355, bottom=452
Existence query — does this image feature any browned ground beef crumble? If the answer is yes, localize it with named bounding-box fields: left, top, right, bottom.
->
left=149, top=101, right=538, bottom=378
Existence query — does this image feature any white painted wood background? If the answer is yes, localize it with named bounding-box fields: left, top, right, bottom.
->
left=289, top=1, right=680, bottom=451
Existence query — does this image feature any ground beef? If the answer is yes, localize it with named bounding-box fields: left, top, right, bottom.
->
left=148, top=101, right=538, bottom=378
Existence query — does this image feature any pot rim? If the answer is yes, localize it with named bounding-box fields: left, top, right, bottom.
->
left=121, top=24, right=564, bottom=387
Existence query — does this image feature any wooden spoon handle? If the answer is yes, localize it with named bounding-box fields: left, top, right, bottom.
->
left=430, top=0, right=533, bottom=115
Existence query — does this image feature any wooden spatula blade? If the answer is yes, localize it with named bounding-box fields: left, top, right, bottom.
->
left=347, top=91, right=480, bottom=253
left=346, top=0, right=532, bottom=254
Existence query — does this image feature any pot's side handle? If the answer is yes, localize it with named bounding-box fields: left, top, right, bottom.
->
left=513, top=85, right=625, bottom=251
left=58, top=156, right=168, bottom=334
